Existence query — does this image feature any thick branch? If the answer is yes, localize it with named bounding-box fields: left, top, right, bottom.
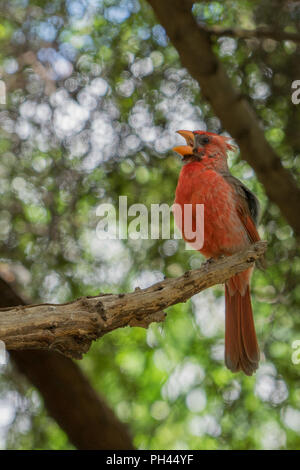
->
left=1, top=278, right=134, bottom=450
left=147, top=0, right=300, bottom=237
left=0, top=241, right=267, bottom=359
left=202, top=25, right=300, bottom=44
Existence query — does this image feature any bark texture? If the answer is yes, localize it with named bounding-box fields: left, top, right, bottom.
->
left=0, top=241, right=267, bottom=359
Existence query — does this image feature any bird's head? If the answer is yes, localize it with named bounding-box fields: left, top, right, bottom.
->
left=173, top=130, right=237, bottom=170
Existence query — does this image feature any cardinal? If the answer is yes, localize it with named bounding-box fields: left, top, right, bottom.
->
left=173, top=130, right=263, bottom=375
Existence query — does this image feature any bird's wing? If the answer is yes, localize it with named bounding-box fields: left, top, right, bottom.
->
left=222, top=173, right=266, bottom=269
left=221, top=173, right=260, bottom=243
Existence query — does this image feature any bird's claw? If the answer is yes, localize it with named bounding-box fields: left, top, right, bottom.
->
left=202, top=257, right=214, bottom=267
left=202, top=254, right=225, bottom=269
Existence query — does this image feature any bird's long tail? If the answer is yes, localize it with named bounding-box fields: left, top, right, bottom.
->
left=225, top=270, right=260, bottom=376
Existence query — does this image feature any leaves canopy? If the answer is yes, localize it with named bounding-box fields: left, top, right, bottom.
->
left=0, top=0, right=300, bottom=450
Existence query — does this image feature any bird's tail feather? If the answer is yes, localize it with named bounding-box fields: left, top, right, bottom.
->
left=225, top=276, right=259, bottom=376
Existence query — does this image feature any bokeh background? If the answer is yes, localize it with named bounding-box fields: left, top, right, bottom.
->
left=0, top=0, right=300, bottom=450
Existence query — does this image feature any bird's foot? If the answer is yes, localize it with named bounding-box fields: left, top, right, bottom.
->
left=202, top=257, right=214, bottom=268
left=202, top=254, right=226, bottom=269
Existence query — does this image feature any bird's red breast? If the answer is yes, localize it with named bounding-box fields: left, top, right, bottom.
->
left=174, top=161, right=250, bottom=258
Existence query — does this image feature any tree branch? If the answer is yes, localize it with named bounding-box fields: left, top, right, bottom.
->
left=0, top=277, right=134, bottom=450
left=201, top=25, right=300, bottom=44
left=0, top=241, right=267, bottom=359
left=147, top=0, right=300, bottom=238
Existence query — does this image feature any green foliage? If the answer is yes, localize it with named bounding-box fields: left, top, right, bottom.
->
left=0, top=0, right=299, bottom=450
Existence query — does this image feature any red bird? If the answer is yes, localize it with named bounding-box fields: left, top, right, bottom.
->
left=173, top=130, right=263, bottom=375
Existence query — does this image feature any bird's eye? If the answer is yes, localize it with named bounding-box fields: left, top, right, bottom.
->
left=195, top=134, right=210, bottom=146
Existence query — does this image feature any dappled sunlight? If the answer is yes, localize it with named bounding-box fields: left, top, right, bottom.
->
left=0, top=0, right=299, bottom=451
left=192, top=290, right=224, bottom=338
left=162, top=361, right=205, bottom=402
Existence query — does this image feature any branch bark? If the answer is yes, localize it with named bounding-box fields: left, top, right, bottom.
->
left=147, top=0, right=300, bottom=237
left=0, top=241, right=267, bottom=359
left=1, top=278, right=134, bottom=450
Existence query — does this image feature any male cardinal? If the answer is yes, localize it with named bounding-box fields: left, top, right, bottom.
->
left=173, top=130, right=263, bottom=375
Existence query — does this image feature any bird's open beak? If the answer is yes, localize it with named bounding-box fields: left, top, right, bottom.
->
left=173, top=130, right=195, bottom=158
left=173, top=145, right=194, bottom=157
left=176, top=130, right=195, bottom=146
